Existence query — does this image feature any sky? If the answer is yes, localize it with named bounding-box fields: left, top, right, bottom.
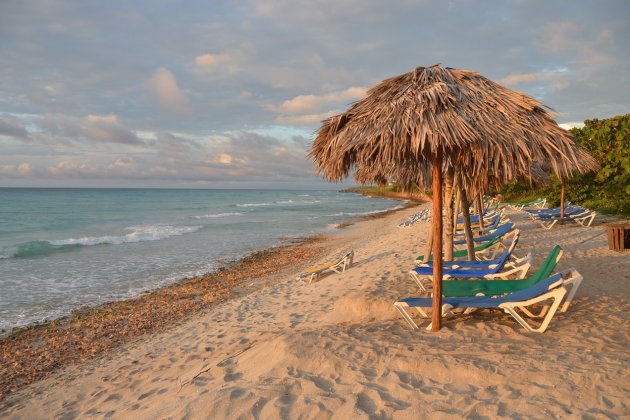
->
left=1, top=0, right=628, bottom=189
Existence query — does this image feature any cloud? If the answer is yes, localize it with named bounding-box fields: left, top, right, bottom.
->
left=18, top=163, right=32, bottom=175
left=155, top=132, right=202, bottom=160
left=499, top=71, right=568, bottom=90
left=216, top=153, right=234, bottom=164
left=9, top=128, right=316, bottom=186
left=558, top=121, right=585, bottom=130
left=33, top=113, right=142, bottom=145
left=83, top=114, right=142, bottom=144
left=0, top=115, right=29, bottom=139
left=535, top=21, right=614, bottom=70
left=278, top=87, right=366, bottom=114
left=148, top=68, right=192, bottom=113
left=1, top=163, right=34, bottom=177
left=195, top=53, right=230, bottom=70
left=274, top=86, right=366, bottom=125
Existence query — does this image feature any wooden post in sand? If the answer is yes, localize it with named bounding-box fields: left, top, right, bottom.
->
left=453, top=187, right=460, bottom=232
left=560, top=179, right=566, bottom=225
left=423, top=222, right=433, bottom=262
left=431, top=149, right=443, bottom=332
left=475, top=193, right=485, bottom=235
left=444, top=167, right=455, bottom=261
left=459, top=185, right=475, bottom=260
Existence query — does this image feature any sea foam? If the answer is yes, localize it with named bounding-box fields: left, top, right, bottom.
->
left=6, top=225, right=202, bottom=258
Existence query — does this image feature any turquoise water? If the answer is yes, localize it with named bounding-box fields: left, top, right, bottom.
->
left=0, top=188, right=401, bottom=331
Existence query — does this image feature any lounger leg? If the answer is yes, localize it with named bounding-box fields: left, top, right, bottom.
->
left=560, top=272, right=584, bottom=312
left=517, top=305, right=549, bottom=318
left=501, top=287, right=566, bottom=333
left=576, top=213, right=596, bottom=227
left=394, top=302, right=421, bottom=330
left=409, top=271, right=429, bottom=291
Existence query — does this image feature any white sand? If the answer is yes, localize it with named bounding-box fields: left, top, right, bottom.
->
left=2, top=205, right=629, bottom=418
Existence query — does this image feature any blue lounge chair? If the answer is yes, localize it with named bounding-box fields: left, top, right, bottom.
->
left=417, top=233, right=528, bottom=271
left=453, top=221, right=514, bottom=245
left=394, top=269, right=583, bottom=333
left=456, top=209, right=499, bottom=224
left=529, top=206, right=585, bottom=220
left=410, top=233, right=531, bottom=290
left=453, top=212, right=504, bottom=237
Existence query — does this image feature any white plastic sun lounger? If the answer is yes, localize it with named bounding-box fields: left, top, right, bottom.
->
left=394, top=269, right=583, bottom=333
left=537, top=210, right=597, bottom=229
left=297, top=250, right=354, bottom=284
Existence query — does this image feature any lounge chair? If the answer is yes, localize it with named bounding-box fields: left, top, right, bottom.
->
left=415, top=229, right=518, bottom=263
left=436, top=245, right=563, bottom=297
left=536, top=210, right=597, bottom=229
left=456, top=209, right=500, bottom=225
left=453, top=221, right=514, bottom=245
left=399, top=209, right=431, bottom=227
left=453, top=212, right=504, bottom=237
left=528, top=206, right=585, bottom=220
left=411, top=234, right=532, bottom=291
left=506, top=198, right=547, bottom=210
left=525, top=202, right=572, bottom=215
left=297, top=250, right=354, bottom=283
left=394, top=269, right=583, bottom=333
left=417, top=234, right=528, bottom=271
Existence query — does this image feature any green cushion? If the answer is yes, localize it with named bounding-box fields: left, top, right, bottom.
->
left=441, top=246, right=562, bottom=297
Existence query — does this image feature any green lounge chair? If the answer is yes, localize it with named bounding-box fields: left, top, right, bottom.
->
left=439, top=245, right=563, bottom=297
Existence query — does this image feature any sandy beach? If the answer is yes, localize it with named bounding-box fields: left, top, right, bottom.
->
left=1, top=203, right=629, bottom=418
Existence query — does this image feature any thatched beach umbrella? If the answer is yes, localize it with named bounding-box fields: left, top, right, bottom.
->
left=310, top=64, right=594, bottom=331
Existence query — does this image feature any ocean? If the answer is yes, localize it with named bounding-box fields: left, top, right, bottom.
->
left=0, top=188, right=402, bottom=332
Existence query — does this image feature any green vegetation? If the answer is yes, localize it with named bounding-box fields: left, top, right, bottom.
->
left=499, top=114, right=630, bottom=216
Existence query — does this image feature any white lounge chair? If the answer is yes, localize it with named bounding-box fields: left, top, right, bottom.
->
left=297, top=250, right=354, bottom=284
left=394, top=269, right=583, bottom=333
left=537, top=210, right=597, bottom=229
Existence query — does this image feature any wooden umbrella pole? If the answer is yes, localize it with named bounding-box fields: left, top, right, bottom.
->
left=560, top=179, right=566, bottom=225
left=475, top=193, right=485, bottom=235
left=431, top=149, right=444, bottom=332
left=453, top=187, right=460, bottom=231
left=459, top=185, right=475, bottom=260
left=423, top=222, right=434, bottom=262
left=444, top=167, right=455, bottom=261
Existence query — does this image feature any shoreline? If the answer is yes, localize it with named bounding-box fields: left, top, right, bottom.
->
left=0, top=201, right=415, bottom=401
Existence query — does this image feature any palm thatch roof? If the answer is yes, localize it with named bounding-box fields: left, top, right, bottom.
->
left=310, top=64, right=599, bottom=189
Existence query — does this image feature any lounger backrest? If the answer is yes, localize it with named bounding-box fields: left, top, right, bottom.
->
left=528, top=246, right=563, bottom=283
left=486, top=273, right=564, bottom=305
left=491, top=234, right=519, bottom=268
left=488, top=213, right=502, bottom=229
